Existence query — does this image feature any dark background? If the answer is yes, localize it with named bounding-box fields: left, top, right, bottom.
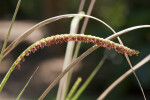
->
left=0, top=0, right=150, bottom=99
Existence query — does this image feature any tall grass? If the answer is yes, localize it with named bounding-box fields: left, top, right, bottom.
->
left=0, top=0, right=150, bottom=100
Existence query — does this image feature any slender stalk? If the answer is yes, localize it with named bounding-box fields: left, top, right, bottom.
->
left=0, top=0, right=21, bottom=62
left=16, top=66, right=39, bottom=100
left=66, top=77, right=82, bottom=100
left=78, top=0, right=86, bottom=12
left=125, top=54, right=146, bottom=100
left=80, top=0, right=96, bottom=34
left=97, top=54, right=150, bottom=100
left=107, top=25, right=150, bottom=40
left=72, top=57, right=106, bottom=100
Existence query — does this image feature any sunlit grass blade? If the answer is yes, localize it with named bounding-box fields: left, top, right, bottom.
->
left=66, top=77, right=82, bottom=100
left=71, top=57, right=106, bottom=100
left=97, top=54, right=150, bottom=100
left=57, top=12, right=84, bottom=100
left=16, top=66, right=39, bottom=100
left=0, top=0, right=22, bottom=63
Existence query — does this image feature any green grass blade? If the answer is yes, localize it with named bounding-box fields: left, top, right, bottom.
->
left=16, top=66, right=39, bottom=100
left=71, top=57, right=106, bottom=100
left=0, top=0, right=22, bottom=62
left=66, top=77, right=82, bottom=100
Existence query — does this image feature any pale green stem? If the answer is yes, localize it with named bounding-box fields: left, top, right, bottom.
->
left=71, top=57, right=106, bottom=100
left=0, top=0, right=21, bottom=62
left=57, top=12, right=84, bottom=100
left=66, top=77, right=82, bottom=100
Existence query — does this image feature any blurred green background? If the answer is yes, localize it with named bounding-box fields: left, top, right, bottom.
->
left=0, top=0, right=150, bottom=100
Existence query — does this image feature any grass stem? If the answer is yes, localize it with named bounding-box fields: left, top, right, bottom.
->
left=66, top=77, right=82, bottom=100
left=0, top=0, right=21, bottom=62
left=16, top=66, right=39, bottom=100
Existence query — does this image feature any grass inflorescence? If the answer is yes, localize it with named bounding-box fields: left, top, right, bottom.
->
left=15, top=34, right=139, bottom=69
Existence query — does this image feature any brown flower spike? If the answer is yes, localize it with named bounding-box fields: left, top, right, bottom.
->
left=15, top=34, right=139, bottom=69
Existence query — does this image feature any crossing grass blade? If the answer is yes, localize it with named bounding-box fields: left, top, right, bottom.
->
left=16, top=66, right=39, bottom=100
